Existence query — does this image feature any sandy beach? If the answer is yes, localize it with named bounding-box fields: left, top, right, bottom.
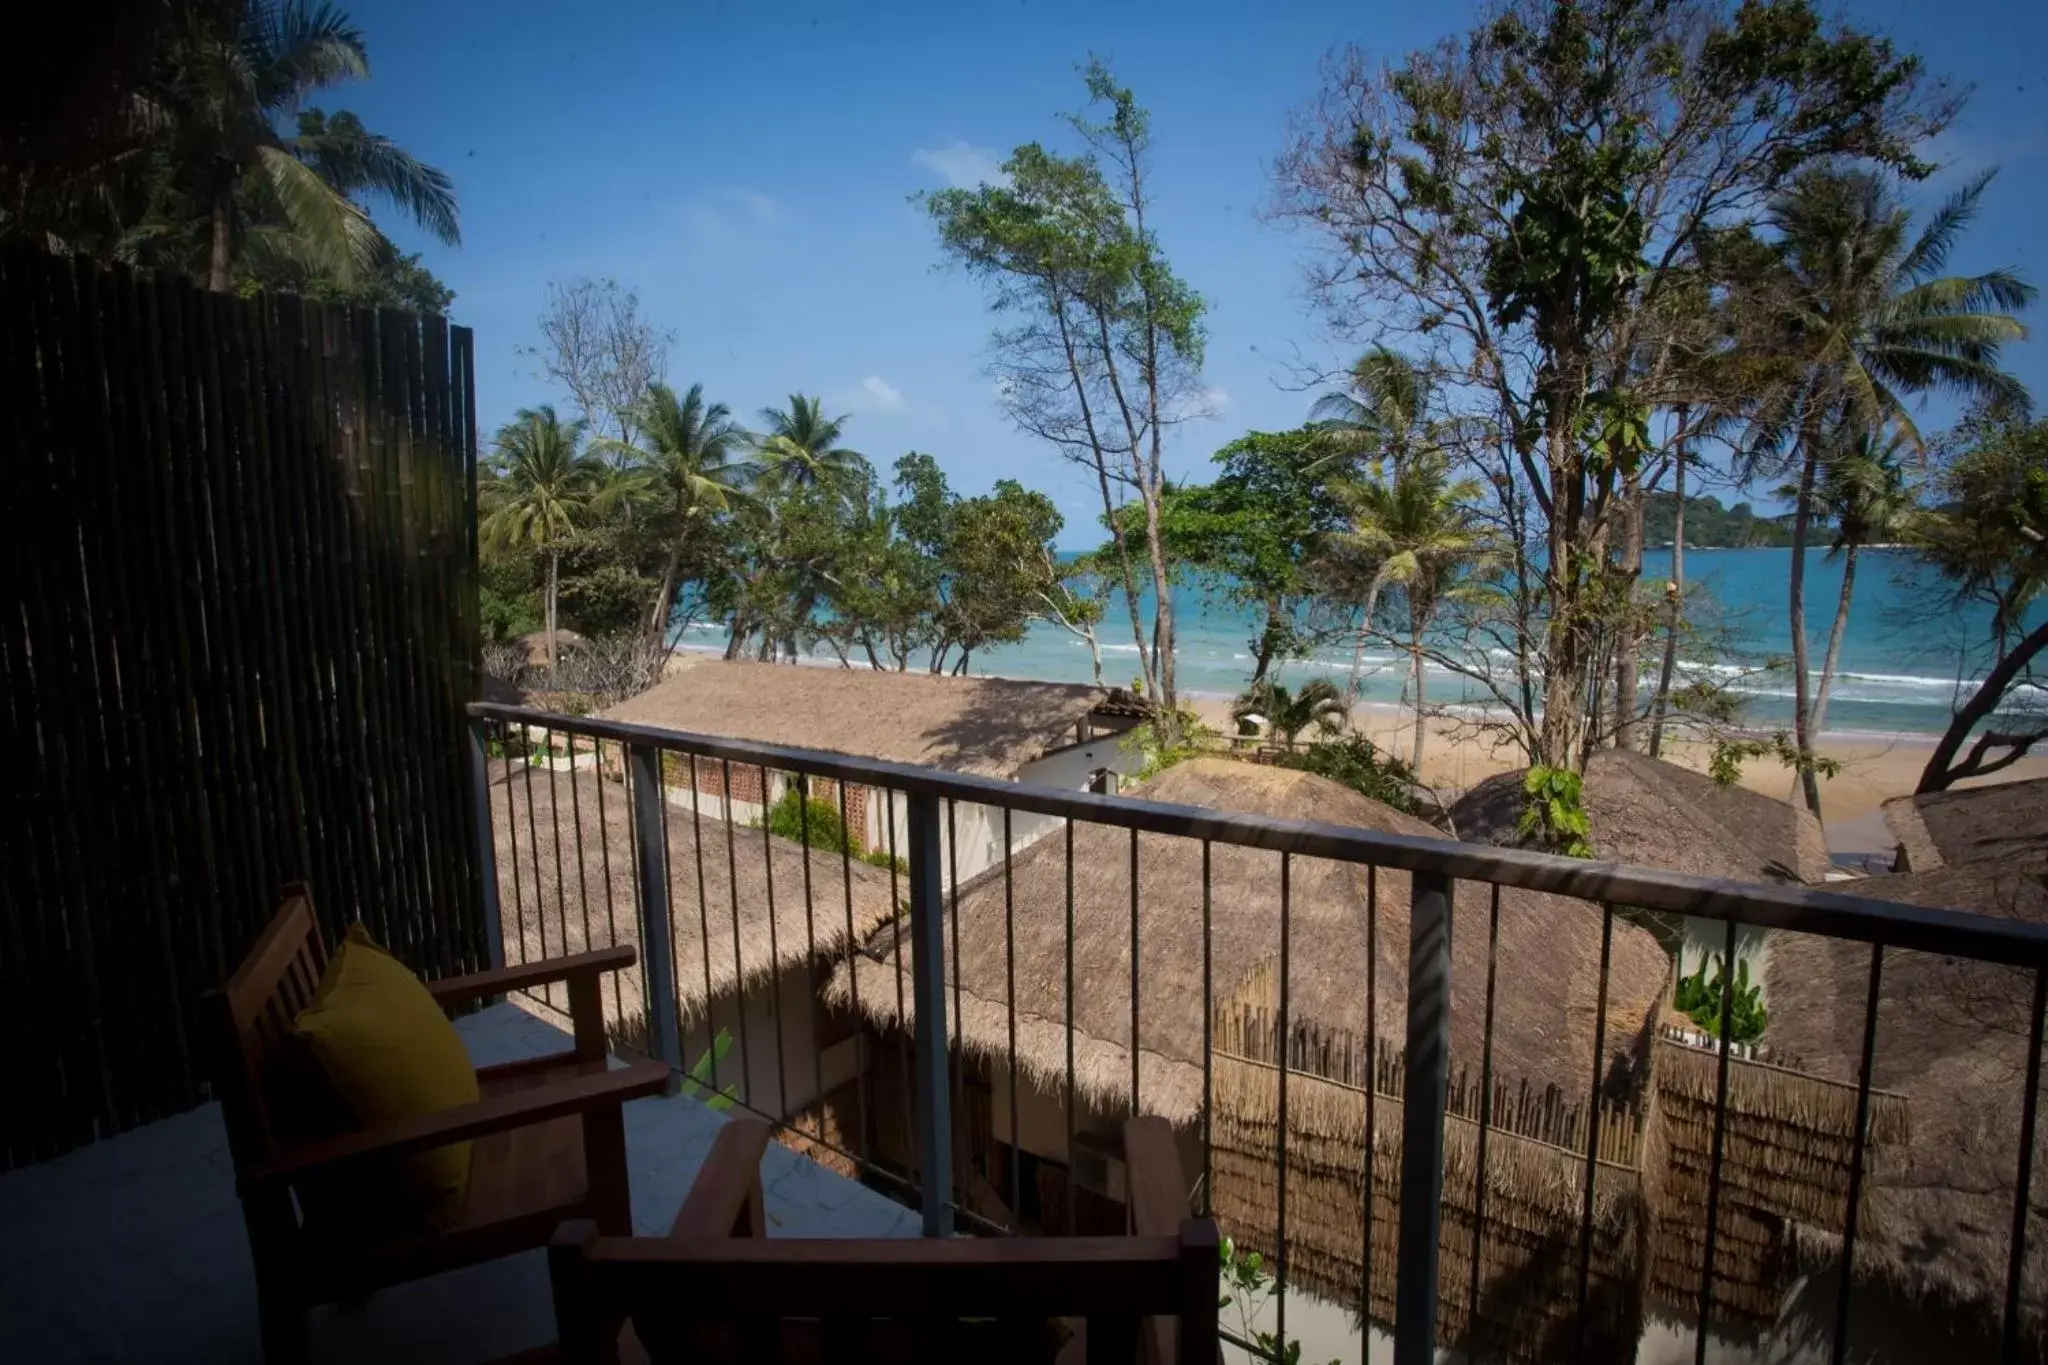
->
left=1185, top=696, right=2048, bottom=856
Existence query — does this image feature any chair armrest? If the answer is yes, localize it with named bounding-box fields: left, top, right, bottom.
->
left=668, top=1117, right=771, bottom=1237
left=240, top=1059, right=670, bottom=1192
left=427, top=946, right=638, bottom=1006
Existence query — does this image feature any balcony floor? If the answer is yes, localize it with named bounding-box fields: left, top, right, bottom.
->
left=0, top=1001, right=918, bottom=1364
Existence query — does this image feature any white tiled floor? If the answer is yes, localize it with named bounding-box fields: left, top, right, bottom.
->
left=0, top=1003, right=918, bottom=1364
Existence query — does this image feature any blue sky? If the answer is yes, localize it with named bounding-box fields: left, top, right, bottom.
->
left=340, top=0, right=2048, bottom=544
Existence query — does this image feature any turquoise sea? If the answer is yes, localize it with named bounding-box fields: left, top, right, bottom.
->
left=678, top=547, right=2042, bottom=739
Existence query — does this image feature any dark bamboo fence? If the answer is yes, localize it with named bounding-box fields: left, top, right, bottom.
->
left=0, top=249, right=483, bottom=1167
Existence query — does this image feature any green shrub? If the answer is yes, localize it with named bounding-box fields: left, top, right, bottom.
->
left=1275, top=734, right=1417, bottom=812
left=764, top=787, right=855, bottom=853
left=1121, top=709, right=1216, bottom=780
left=1675, top=953, right=1769, bottom=1043
left=1517, top=765, right=1593, bottom=857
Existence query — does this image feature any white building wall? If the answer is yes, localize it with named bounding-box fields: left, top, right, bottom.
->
left=863, top=730, right=1144, bottom=886
left=679, top=960, right=822, bottom=1120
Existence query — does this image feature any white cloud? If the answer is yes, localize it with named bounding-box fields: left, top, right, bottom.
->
left=912, top=141, right=1008, bottom=189
left=675, top=188, right=783, bottom=241
left=860, top=376, right=905, bottom=410
left=1167, top=386, right=1231, bottom=423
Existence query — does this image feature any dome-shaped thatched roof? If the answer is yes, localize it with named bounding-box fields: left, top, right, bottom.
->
left=1447, top=749, right=1830, bottom=886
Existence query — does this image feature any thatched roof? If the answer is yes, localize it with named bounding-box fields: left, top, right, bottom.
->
left=1762, top=856, right=2048, bottom=1342
left=488, top=765, right=897, bottom=1024
left=1448, top=750, right=1830, bottom=886
left=830, top=758, right=1672, bottom=1126
left=1883, top=776, right=2048, bottom=872
left=601, top=657, right=1117, bottom=778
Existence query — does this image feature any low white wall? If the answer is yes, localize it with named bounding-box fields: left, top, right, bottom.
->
left=680, top=960, right=821, bottom=1120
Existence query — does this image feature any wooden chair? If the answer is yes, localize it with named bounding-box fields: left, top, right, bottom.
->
left=544, top=1115, right=1219, bottom=1365
left=207, top=885, right=672, bottom=1364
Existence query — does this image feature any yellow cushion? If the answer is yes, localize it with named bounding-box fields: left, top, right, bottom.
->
left=292, top=924, right=480, bottom=1228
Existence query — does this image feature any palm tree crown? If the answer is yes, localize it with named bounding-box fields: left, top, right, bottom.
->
left=1307, top=346, right=1434, bottom=471
left=135, top=0, right=459, bottom=291
left=755, top=394, right=868, bottom=493
left=481, top=406, right=600, bottom=554
left=1232, top=678, right=1349, bottom=749
left=604, top=383, right=755, bottom=520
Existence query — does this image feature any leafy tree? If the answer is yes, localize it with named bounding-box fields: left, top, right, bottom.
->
left=1276, top=0, right=1951, bottom=770
left=1231, top=679, right=1348, bottom=750
left=1913, top=415, right=2048, bottom=791
left=129, top=2, right=458, bottom=292
left=480, top=406, right=605, bottom=668
left=1639, top=493, right=1794, bottom=548
left=599, top=382, right=753, bottom=651
left=923, top=60, right=1206, bottom=738
left=239, top=243, right=454, bottom=314
left=1159, top=429, right=1347, bottom=684
left=1743, top=167, right=2032, bottom=814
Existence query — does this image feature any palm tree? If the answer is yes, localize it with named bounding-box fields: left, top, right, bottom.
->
left=481, top=406, right=602, bottom=669
left=597, top=382, right=753, bottom=652
left=1308, top=345, right=1433, bottom=469
left=1336, top=451, right=1489, bottom=770
left=138, top=1, right=459, bottom=291
left=1231, top=679, right=1349, bottom=750
left=754, top=394, right=868, bottom=494
left=1746, top=167, right=2032, bottom=815
left=1807, top=427, right=1916, bottom=738
left=1308, top=349, right=1439, bottom=696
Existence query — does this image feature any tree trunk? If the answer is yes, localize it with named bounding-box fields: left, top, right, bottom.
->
left=1250, top=600, right=1282, bottom=685
left=545, top=549, right=561, bottom=674
left=1409, top=634, right=1428, bottom=772
left=1918, top=617, right=2048, bottom=792
left=1347, top=569, right=1391, bottom=701
left=1788, top=420, right=1823, bottom=817
left=1084, top=625, right=1103, bottom=686
left=1610, top=474, right=1646, bottom=751
left=1537, top=420, right=1593, bottom=770
left=1809, top=545, right=1859, bottom=740
left=647, top=542, right=682, bottom=654
left=1648, top=435, right=1687, bottom=758
left=209, top=194, right=234, bottom=293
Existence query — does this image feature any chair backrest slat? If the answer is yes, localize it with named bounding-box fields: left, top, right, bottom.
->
left=207, top=885, right=329, bottom=1167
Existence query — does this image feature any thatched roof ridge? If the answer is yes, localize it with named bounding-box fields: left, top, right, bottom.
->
left=1448, top=750, right=1830, bottom=885
left=1761, top=855, right=2048, bottom=1339
left=600, top=657, right=1116, bottom=778
left=489, top=765, right=898, bottom=1021
left=1882, top=775, right=2048, bottom=872
left=830, top=758, right=1672, bottom=1125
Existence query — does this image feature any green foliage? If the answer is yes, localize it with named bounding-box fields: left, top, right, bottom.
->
left=1918, top=414, right=2048, bottom=645
left=1274, top=735, right=1417, bottom=813
left=764, top=788, right=855, bottom=855
left=1122, top=710, right=1215, bottom=781
left=1230, top=678, right=1348, bottom=749
left=1516, top=765, right=1593, bottom=858
left=479, top=557, right=541, bottom=643
left=1674, top=955, right=1769, bottom=1044
left=1217, top=1236, right=1339, bottom=1365
left=678, top=1029, right=740, bottom=1111
left=556, top=558, right=654, bottom=638
left=1641, top=493, right=1797, bottom=548
left=1708, top=731, right=1844, bottom=786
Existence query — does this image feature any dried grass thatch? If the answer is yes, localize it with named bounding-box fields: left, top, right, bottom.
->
left=828, top=759, right=1673, bottom=1127
left=1761, top=856, right=2048, bottom=1349
left=1210, top=1056, right=1643, bottom=1364
left=1449, top=750, right=1831, bottom=886
left=489, top=764, right=898, bottom=1033
left=601, top=657, right=1115, bottom=777
left=1882, top=775, right=2048, bottom=872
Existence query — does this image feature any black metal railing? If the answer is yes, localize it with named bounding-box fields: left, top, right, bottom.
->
left=467, top=700, right=2048, bottom=1365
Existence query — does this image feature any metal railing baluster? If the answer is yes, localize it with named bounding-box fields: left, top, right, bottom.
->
left=2002, top=967, right=2048, bottom=1362
left=625, top=742, right=680, bottom=1073
left=760, top=765, right=788, bottom=1120
left=1577, top=903, right=1616, bottom=1348
left=1065, top=815, right=1077, bottom=1235
left=1004, top=804, right=1021, bottom=1225
left=466, top=717, right=504, bottom=973
left=718, top=758, right=752, bottom=1104
left=1696, top=917, right=1740, bottom=1364
left=1395, top=868, right=1454, bottom=1365
left=837, top=777, right=866, bottom=1165
left=796, top=768, right=823, bottom=1146
left=1830, top=942, right=1885, bottom=1365
left=686, top=753, right=718, bottom=1092
left=1468, top=883, right=1502, bottom=1358
left=1362, top=863, right=1378, bottom=1363
left=906, top=790, right=952, bottom=1237
left=1276, top=850, right=1292, bottom=1356
left=1201, top=838, right=1213, bottom=1218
